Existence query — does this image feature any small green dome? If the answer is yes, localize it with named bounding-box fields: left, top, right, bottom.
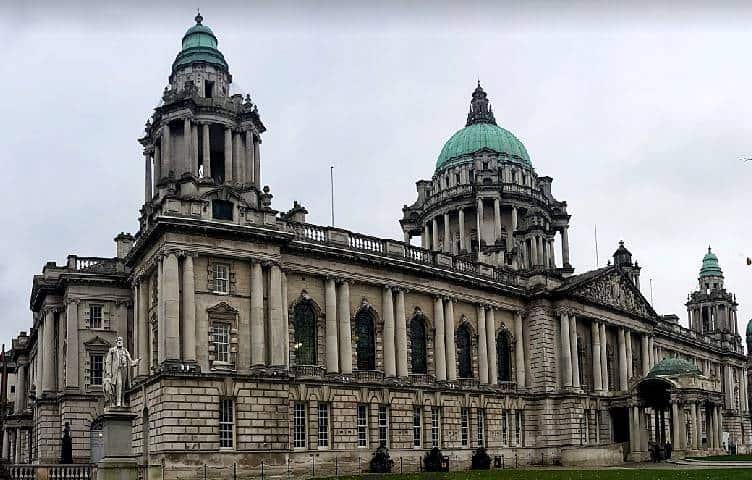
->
left=699, top=246, right=723, bottom=278
left=746, top=318, right=752, bottom=336
left=436, top=123, right=531, bottom=171
left=648, top=357, right=701, bottom=377
left=172, top=13, right=228, bottom=73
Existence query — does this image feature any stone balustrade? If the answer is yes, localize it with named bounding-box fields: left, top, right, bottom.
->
left=287, top=222, right=521, bottom=288
left=8, top=465, right=94, bottom=480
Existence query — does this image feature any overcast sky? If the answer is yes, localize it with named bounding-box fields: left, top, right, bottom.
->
left=1, top=1, right=751, bottom=346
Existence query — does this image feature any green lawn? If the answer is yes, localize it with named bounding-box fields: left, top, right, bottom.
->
left=687, top=455, right=752, bottom=462
left=326, top=470, right=752, bottom=480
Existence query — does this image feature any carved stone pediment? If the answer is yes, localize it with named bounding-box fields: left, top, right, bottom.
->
left=207, top=302, right=238, bottom=316
left=566, top=269, right=655, bottom=319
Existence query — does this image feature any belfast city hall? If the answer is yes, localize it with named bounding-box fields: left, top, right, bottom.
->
left=2, top=13, right=751, bottom=477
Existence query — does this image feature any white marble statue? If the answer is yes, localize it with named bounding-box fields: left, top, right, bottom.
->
left=103, top=336, right=140, bottom=408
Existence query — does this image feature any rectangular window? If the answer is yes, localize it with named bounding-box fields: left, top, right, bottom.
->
left=460, top=407, right=469, bottom=447
left=502, top=410, right=508, bottom=446
left=317, top=403, right=330, bottom=448
left=219, top=398, right=234, bottom=448
left=212, top=322, right=230, bottom=364
left=90, top=354, right=103, bottom=386
left=293, top=402, right=306, bottom=449
left=431, top=407, right=440, bottom=447
left=212, top=199, right=233, bottom=220
left=213, top=263, right=229, bottom=293
left=357, top=404, right=368, bottom=448
left=378, top=405, right=389, bottom=447
left=477, top=409, right=485, bottom=447
left=90, top=305, right=103, bottom=329
left=412, top=406, right=422, bottom=448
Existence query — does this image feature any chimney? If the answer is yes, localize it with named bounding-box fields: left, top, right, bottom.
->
left=114, top=232, right=135, bottom=259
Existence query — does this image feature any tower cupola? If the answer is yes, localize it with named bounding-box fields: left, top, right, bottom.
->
left=612, top=240, right=641, bottom=289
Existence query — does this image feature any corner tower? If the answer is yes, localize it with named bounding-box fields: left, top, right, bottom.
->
left=138, top=13, right=268, bottom=231
left=686, top=247, right=739, bottom=335
left=401, top=83, right=572, bottom=273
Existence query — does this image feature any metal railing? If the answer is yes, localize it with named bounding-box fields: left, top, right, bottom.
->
left=8, top=464, right=94, bottom=480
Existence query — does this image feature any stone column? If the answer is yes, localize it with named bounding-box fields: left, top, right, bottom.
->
left=202, top=123, right=211, bottom=178
left=625, top=330, right=633, bottom=379
left=163, top=123, right=171, bottom=176
left=591, top=321, right=602, bottom=392
left=511, top=206, right=518, bottom=232
left=154, top=143, right=161, bottom=182
left=337, top=281, right=352, bottom=374
left=157, top=257, right=165, bottom=364
left=530, top=236, right=538, bottom=266
left=477, top=198, right=485, bottom=246
left=137, top=279, right=149, bottom=376
left=269, top=264, right=286, bottom=366
left=192, top=124, right=199, bottom=176
left=539, top=236, right=547, bottom=268
left=599, top=323, right=609, bottom=391
left=234, top=132, right=244, bottom=184
left=561, top=226, right=570, bottom=266
left=2, top=430, right=8, bottom=460
left=487, top=307, right=498, bottom=384
left=282, top=271, right=289, bottom=367
left=724, top=365, right=733, bottom=409
left=648, top=336, right=655, bottom=368
left=382, top=286, right=396, bottom=377
left=443, top=212, right=451, bottom=253
left=422, top=224, right=429, bottom=249
left=65, top=299, right=79, bottom=388
left=163, top=252, right=180, bottom=362
left=14, top=363, right=25, bottom=413
left=431, top=218, right=439, bottom=251
left=434, top=296, right=446, bottom=381
left=689, top=402, right=698, bottom=450
left=42, top=310, right=55, bottom=393
left=445, top=299, right=457, bottom=381
left=617, top=328, right=628, bottom=391
left=716, top=405, right=723, bottom=449
left=325, top=278, right=339, bottom=373
left=245, top=131, right=255, bottom=186
left=641, top=334, right=650, bottom=376
left=514, top=310, right=525, bottom=388
left=570, top=313, right=580, bottom=389
left=395, top=289, right=408, bottom=377
left=493, top=198, right=502, bottom=242
left=144, top=152, right=152, bottom=202
left=181, top=255, right=196, bottom=363
left=224, top=127, right=233, bottom=183
left=672, top=401, right=681, bottom=449
left=458, top=208, right=465, bottom=252
left=477, top=305, right=488, bottom=384
left=253, top=139, right=261, bottom=189
left=183, top=117, right=192, bottom=175
left=250, top=261, right=265, bottom=366
left=560, top=311, right=573, bottom=388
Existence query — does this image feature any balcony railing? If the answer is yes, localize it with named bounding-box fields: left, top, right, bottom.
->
left=287, top=222, right=521, bottom=288
left=291, top=365, right=326, bottom=378
left=66, top=255, right=120, bottom=274
left=408, top=373, right=434, bottom=385
left=8, top=465, right=94, bottom=480
left=354, top=370, right=385, bottom=382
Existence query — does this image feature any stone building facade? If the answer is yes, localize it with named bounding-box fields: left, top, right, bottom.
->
left=3, top=14, right=751, bottom=475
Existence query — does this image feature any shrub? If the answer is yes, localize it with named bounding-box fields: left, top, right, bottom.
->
left=424, top=446, right=445, bottom=472
left=471, top=447, right=492, bottom=470
left=370, top=444, right=394, bottom=473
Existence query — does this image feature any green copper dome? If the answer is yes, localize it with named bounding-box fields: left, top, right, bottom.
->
left=172, top=13, right=229, bottom=73
left=648, top=357, right=701, bottom=377
left=436, top=83, right=531, bottom=172
left=699, top=247, right=723, bottom=278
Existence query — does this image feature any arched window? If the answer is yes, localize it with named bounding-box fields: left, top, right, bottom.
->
left=410, top=316, right=427, bottom=374
left=293, top=300, right=317, bottom=365
left=355, top=310, right=376, bottom=370
left=457, top=324, right=473, bottom=378
left=497, top=330, right=512, bottom=382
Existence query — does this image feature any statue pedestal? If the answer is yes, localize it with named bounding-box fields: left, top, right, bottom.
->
left=96, top=408, right=138, bottom=480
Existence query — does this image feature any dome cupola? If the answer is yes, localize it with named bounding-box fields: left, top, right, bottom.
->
left=172, top=12, right=229, bottom=74
left=435, top=83, right=531, bottom=172
left=648, top=357, right=701, bottom=377
left=699, top=246, right=723, bottom=278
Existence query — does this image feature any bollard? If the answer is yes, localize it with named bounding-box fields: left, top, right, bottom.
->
left=312, top=455, right=315, bottom=477
left=502, top=454, right=504, bottom=469
left=287, top=457, right=292, bottom=480
left=358, top=456, right=361, bottom=473
left=335, top=456, right=338, bottom=478
left=261, top=461, right=265, bottom=480
left=541, top=451, right=544, bottom=465
left=400, top=457, right=403, bottom=474
left=204, top=464, right=207, bottom=480
left=233, top=462, right=237, bottom=480
left=515, top=452, right=518, bottom=469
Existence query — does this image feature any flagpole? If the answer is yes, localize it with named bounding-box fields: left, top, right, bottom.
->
left=330, top=166, right=335, bottom=227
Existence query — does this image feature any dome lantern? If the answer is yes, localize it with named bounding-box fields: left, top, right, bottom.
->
left=699, top=246, right=723, bottom=279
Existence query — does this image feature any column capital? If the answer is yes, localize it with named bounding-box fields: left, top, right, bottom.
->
left=335, top=277, right=351, bottom=286
left=63, top=297, right=81, bottom=306
left=261, top=259, right=281, bottom=269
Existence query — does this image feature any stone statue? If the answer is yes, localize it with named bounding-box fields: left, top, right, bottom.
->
left=103, top=337, right=140, bottom=408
